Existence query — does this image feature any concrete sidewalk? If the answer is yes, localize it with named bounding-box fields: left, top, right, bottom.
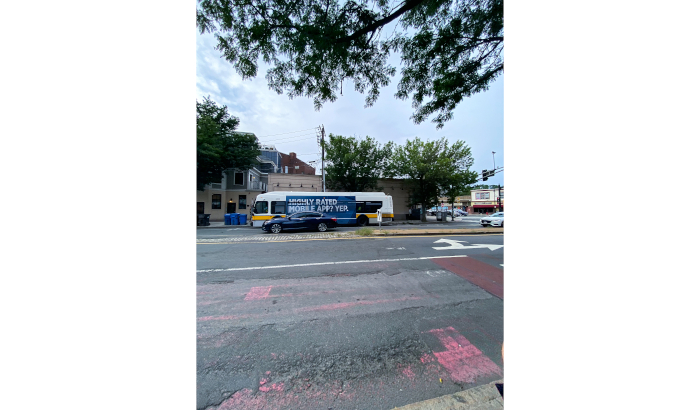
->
left=368, top=227, right=502, bottom=236
left=396, top=380, right=504, bottom=410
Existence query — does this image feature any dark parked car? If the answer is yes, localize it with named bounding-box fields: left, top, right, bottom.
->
left=262, top=212, right=338, bottom=234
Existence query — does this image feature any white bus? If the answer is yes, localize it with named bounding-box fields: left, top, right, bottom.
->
left=251, top=192, right=394, bottom=227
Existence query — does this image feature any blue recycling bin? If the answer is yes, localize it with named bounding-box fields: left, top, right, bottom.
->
left=238, top=214, right=247, bottom=225
left=224, top=214, right=231, bottom=225
left=230, top=213, right=239, bottom=225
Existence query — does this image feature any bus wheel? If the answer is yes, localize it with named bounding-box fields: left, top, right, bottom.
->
left=271, top=224, right=282, bottom=234
left=357, top=216, right=369, bottom=227
left=317, top=223, right=328, bottom=232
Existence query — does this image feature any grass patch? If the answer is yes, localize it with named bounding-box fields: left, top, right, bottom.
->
left=356, top=227, right=374, bottom=236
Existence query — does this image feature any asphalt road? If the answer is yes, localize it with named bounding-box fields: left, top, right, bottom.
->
left=197, top=233, right=504, bottom=410
left=196, top=216, right=491, bottom=239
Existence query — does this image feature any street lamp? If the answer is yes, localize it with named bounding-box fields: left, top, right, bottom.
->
left=492, top=151, right=496, bottom=170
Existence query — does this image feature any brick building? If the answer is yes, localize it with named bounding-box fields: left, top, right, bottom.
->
left=280, top=152, right=316, bottom=175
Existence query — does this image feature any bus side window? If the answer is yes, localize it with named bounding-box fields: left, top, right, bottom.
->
left=366, top=202, right=382, bottom=212
left=356, top=202, right=365, bottom=212
left=254, top=201, right=268, bottom=214
left=271, top=201, right=286, bottom=214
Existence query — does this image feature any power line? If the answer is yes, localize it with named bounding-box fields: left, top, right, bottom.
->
left=264, top=136, right=317, bottom=145
left=256, top=127, right=319, bottom=138
left=259, top=132, right=318, bottom=143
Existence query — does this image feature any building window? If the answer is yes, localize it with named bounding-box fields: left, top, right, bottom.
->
left=239, top=195, right=247, bottom=210
left=212, top=194, right=222, bottom=209
left=234, top=172, right=244, bottom=185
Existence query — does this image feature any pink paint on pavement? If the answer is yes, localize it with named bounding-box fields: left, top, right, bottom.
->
left=428, top=327, right=502, bottom=383
left=198, top=315, right=241, bottom=322
left=420, top=353, right=436, bottom=364
left=298, top=296, right=423, bottom=312
left=244, top=286, right=272, bottom=300
left=271, top=289, right=343, bottom=298
left=259, top=382, right=285, bottom=393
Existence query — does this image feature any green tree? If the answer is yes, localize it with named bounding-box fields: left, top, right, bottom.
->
left=196, top=0, right=503, bottom=129
left=197, top=97, right=260, bottom=190
left=386, top=137, right=476, bottom=222
left=443, top=172, right=477, bottom=220
left=322, top=134, right=394, bottom=192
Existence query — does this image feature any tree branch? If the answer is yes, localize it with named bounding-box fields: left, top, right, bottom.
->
left=335, top=0, right=428, bottom=44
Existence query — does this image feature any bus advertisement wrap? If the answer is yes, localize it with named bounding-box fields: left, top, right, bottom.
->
left=251, top=191, right=393, bottom=227
left=287, top=195, right=356, bottom=224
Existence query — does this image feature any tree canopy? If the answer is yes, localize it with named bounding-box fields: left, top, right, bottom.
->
left=322, top=134, right=394, bottom=192
left=196, top=0, right=503, bottom=129
left=386, top=136, right=476, bottom=221
left=197, top=97, right=260, bottom=190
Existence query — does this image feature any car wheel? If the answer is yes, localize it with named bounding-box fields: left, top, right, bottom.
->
left=357, top=216, right=369, bottom=226
left=317, top=223, right=328, bottom=232
left=270, top=224, right=282, bottom=234
left=481, top=224, right=489, bottom=227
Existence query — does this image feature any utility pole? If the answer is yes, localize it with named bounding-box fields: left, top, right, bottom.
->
left=321, top=125, right=326, bottom=192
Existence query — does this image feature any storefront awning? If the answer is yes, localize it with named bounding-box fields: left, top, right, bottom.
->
left=473, top=204, right=499, bottom=208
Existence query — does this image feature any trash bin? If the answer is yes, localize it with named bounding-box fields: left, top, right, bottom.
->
left=203, top=214, right=211, bottom=226
left=230, top=213, right=239, bottom=225
left=436, top=211, right=443, bottom=221
left=238, top=214, right=247, bottom=225
left=197, top=214, right=205, bottom=226
left=224, top=213, right=231, bottom=225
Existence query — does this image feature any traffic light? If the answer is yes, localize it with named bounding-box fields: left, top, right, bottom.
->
left=482, top=170, right=489, bottom=181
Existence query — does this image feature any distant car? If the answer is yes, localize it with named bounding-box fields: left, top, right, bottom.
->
left=262, top=212, right=338, bottom=234
left=480, top=212, right=504, bottom=227
left=453, top=209, right=468, bottom=216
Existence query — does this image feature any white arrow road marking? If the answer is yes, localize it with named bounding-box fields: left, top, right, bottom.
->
left=432, top=238, right=504, bottom=251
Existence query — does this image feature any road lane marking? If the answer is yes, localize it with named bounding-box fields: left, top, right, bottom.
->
left=196, top=255, right=475, bottom=273
left=432, top=238, right=504, bottom=251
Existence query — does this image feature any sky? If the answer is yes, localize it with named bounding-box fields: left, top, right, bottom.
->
left=196, top=29, right=504, bottom=187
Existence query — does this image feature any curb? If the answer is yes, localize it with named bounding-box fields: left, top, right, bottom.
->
left=370, top=228, right=503, bottom=236
left=395, top=380, right=503, bottom=410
